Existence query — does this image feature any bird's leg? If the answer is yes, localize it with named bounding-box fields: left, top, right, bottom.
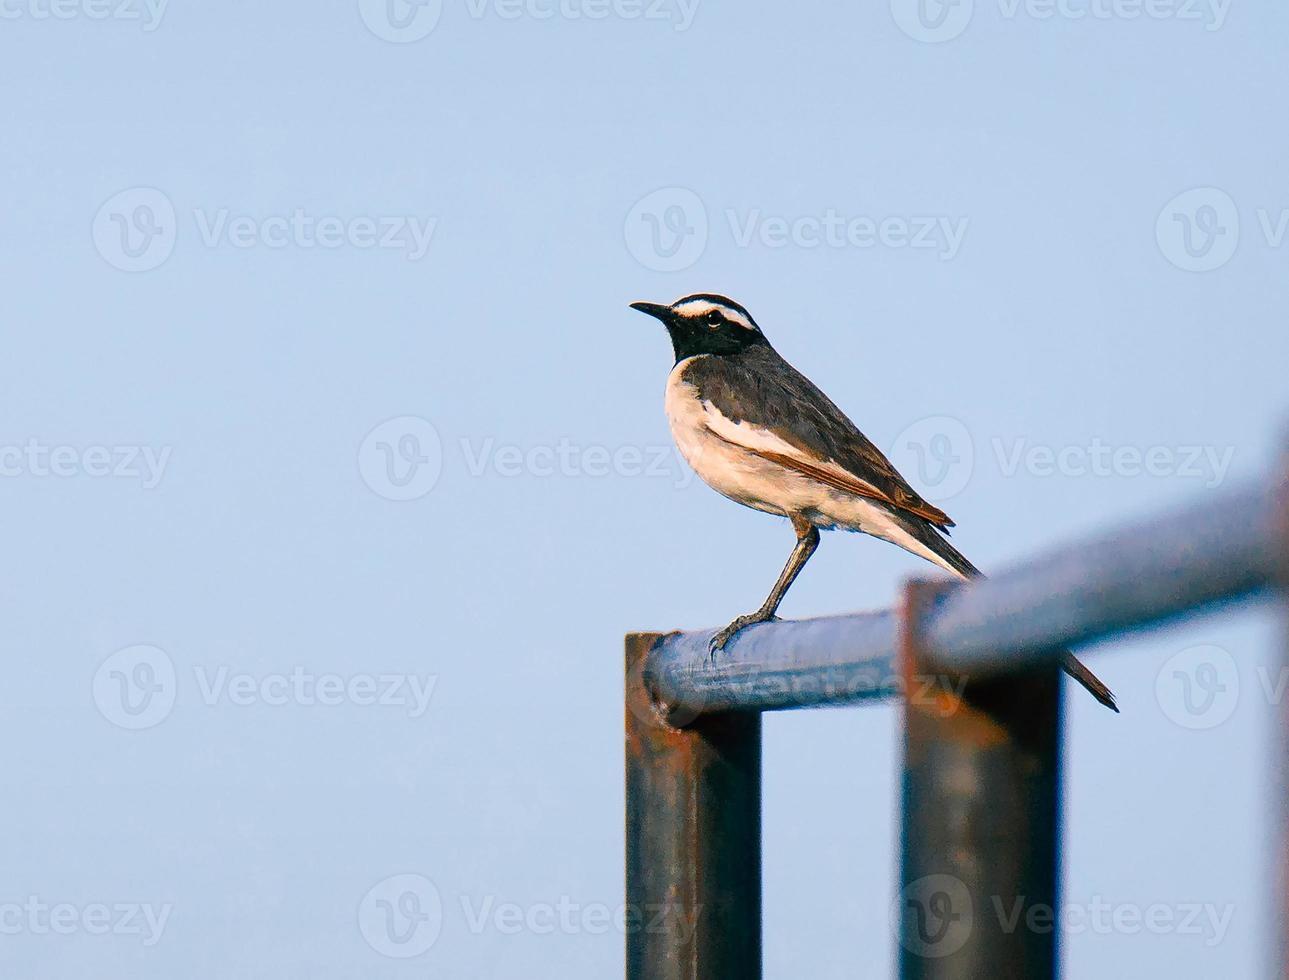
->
left=709, top=516, right=821, bottom=658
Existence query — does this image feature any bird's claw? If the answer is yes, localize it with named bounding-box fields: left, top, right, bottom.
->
left=707, top=613, right=777, bottom=661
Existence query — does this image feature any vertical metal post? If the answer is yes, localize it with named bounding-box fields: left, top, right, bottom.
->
left=1276, top=443, right=1289, bottom=980
left=625, top=632, right=762, bottom=980
left=898, top=580, right=1063, bottom=980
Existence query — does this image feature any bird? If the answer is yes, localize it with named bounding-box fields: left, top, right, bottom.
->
left=630, top=293, right=1118, bottom=712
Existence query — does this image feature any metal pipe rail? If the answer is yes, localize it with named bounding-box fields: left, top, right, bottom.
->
left=625, top=468, right=1288, bottom=979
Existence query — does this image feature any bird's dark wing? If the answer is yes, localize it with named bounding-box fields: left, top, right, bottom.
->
left=682, top=346, right=955, bottom=529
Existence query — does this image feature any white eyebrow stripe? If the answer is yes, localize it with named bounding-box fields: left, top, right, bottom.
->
left=673, top=299, right=756, bottom=331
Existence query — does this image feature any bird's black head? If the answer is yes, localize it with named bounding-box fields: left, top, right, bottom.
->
left=630, top=294, right=770, bottom=362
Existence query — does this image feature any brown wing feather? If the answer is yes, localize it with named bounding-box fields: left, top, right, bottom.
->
left=757, top=449, right=954, bottom=528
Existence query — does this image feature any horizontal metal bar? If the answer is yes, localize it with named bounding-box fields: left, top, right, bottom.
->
left=646, top=477, right=1280, bottom=719
left=924, top=478, right=1278, bottom=672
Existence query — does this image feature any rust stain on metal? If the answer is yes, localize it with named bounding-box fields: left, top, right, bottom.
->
left=901, top=580, right=1010, bottom=756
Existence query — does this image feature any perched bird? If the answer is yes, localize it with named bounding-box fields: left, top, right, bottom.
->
left=631, top=293, right=1117, bottom=711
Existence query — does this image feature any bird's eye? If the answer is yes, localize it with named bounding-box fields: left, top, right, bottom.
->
left=705, top=310, right=723, bottom=327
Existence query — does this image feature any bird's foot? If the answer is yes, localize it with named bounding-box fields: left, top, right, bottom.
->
left=708, top=612, right=777, bottom=661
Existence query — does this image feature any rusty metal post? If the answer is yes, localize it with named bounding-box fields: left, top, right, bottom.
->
left=898, top=580, right=1063, bottom=980
left=625, top=632, right=761, bottom=980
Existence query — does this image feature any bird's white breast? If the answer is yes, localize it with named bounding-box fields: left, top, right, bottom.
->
left=665, top=356, right=794, bottom=518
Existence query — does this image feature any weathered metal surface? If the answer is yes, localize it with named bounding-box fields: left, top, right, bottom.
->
left=625, top=633, right=761, bottom=980
left=898, top=579, right=1062, bottom=980
left=648, top=478, right=1276, bottom=718
left=646, top=610, right=900, bottom=720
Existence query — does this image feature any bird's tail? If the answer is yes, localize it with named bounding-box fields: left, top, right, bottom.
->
left=904, top=522, right=1119, bottom=712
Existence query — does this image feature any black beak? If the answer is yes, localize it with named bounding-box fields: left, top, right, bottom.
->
left=630, top=301, right=673, bottom=324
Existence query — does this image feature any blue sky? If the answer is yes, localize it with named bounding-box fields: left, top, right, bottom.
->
left=1, top=1, right=1286, bottom=977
